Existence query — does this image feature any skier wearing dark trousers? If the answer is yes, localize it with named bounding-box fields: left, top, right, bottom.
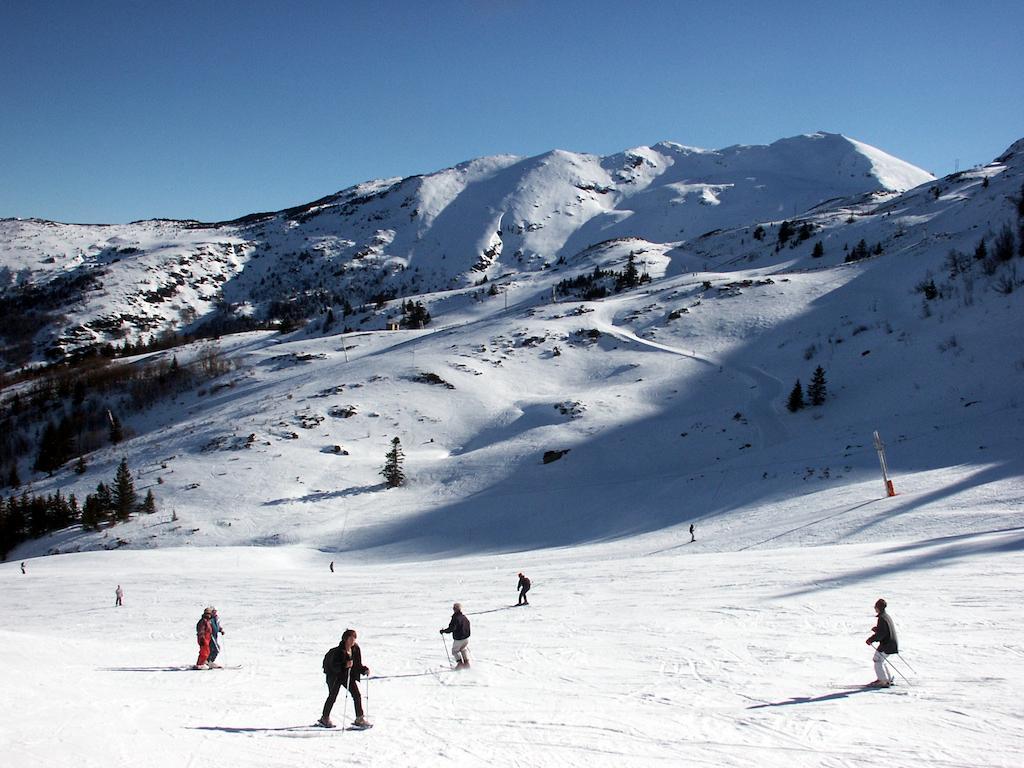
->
left=21, top=562, right=26, bottom=574
left=319, top=628, right=370, bottom=728
left=517, top=573, right=531, bottom=605
left=207, top=607, right=225, bottom=666
left=195, top=608, right=213, bottom=669
left=441, top=603, right=471, bottom=669
left=115, top=585, right=123, bottom=606
left=865, top=598, right=899, bottom=687
left=689, top=524, right=695, bottom=542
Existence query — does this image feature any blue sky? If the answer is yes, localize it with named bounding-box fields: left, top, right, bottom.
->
left=2, top=0, right=1021, bottom=224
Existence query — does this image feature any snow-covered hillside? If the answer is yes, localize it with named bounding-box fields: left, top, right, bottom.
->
left=1, top=133, right=1023, bottom=766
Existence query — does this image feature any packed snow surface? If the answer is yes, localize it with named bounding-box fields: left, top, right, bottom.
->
left=3, top=515, right=1023, bottom=767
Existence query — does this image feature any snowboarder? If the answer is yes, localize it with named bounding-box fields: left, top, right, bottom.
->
left=207, top=607, right=225, bottom=667
left=319, top=628, right=371, bottom=728
left=115, top=585, right=123, bottom=606
left=517, top=573, right=531, bottom=605
left=440, top=602, right=471, bottom=669
left=195, top=608, right=213, bottom=669
left=21, top=562, right=26, bottom=574
left=689, top=524, right=695, bottom=542
left=865, top=598, right=899, bottom=687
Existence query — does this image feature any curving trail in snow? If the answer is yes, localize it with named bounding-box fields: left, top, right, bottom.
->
left=590, top=299, right=789, bottom=449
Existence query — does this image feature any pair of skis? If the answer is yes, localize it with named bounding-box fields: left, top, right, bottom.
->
left=314, top=720, right=373, bottom=730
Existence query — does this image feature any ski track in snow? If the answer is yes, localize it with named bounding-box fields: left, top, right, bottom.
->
left=592, top=299, right=788, bottom=449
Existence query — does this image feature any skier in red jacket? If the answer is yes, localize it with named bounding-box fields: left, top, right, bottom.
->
left=195, top=608, right=213, bottom=669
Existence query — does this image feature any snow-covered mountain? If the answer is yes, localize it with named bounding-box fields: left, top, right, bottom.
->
left=3, top=133, right=1024, bottom=768
left=3, top=128, right=1022, bottom=559
left=0, top=132, right=933, bottom=363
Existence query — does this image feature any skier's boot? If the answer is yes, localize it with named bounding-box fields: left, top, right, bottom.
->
left=353, top=716, right=372, bottom=728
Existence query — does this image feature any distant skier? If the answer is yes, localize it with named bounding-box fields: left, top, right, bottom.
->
left=330, top=561, right=334, bottom=573
left=865, top=598, right=899, bottom=687
left=319, top=628, right=371, bottom=728
left=689, top=524, right=695, bottom=542
left=115, top=585, right=123, bottom=606
left=516, top=573, right=531, bottom=605
left=440, top=602, right=471, bottom=670
left=21, top=562, right=26, bottom=574
left=207, top=607, right=225, bottom=667
left=195, top=608, right=213, bottom=669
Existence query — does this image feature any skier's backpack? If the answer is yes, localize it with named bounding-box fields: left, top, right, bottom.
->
left=323, top=646, right=339, bottom=675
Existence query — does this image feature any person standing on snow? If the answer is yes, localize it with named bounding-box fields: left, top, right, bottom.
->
left=207, top=607, right=225, bottom=667
left=195, top=608, right=213, bottom=669
left=319, top=628, right=370, bottom=728
left=21, top=562, right=26, bottom=574
left=865, top=598, right=899, bottom=687
left=441, top=602, right=471, bottom=669
left=115, top=585, right=123, bottom=606
left=689, top=524, right=695, bottom=542
left=517, top=573, right=531, bottom=605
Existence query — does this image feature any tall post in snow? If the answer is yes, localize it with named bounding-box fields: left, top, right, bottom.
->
left=873, top=430, right=897, bottom=497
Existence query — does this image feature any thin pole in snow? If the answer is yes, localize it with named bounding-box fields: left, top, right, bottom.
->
left=873, top=430, right=897, bottom=497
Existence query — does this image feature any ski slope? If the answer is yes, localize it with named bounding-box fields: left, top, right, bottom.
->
left=3, top=513, right=1023, bottom=767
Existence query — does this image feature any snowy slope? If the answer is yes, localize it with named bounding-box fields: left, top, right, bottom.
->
left=1, top=133, right=1022, bottom=766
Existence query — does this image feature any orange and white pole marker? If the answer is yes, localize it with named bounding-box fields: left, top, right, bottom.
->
left=873, top=430, right=897, bottom=497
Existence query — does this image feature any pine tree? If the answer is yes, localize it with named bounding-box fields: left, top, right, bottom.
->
left=108, top=411, right=124, bottom=445
left=787, top=380, right=805, bottom=412
left=381, top=437, right=405, bottom=488
left=812, top=241, right=824, bottom=258
left=112, top=458, right=137, bottom=522
left=141, top=489, right=157, bottom=515
left=618, top=254, right=640, bottom=290
left=994, top=223, right=1016, bottom=262
left=808, top=366, right=828, bottom=406
left=84, top=482, right=114, bottom=528
left=34, top=421, right=72, bottom=476
left=777, top=220, right=794, bottom=247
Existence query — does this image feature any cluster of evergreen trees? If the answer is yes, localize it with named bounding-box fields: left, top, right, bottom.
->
left=776, top=220, right=816, bottom=249
left=844, top=239, right=884, bottom=263
left=0, top=349, right=223, bottom=493
left=554, top=254, right=651, bottom=301
left=788, top=366, right=828, bottom=412
left=0, top=458, right=155, bottom=559
left=401, top=300, right=431, bottom=328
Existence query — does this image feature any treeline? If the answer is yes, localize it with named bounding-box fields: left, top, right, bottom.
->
left=0, top=458, right=155, bottom=560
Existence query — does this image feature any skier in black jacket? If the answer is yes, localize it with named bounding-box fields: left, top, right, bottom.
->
left=865, top=598, right=898, bottom=687
left=440, top=602, right=471, bottom=669
left=319, top=628, right=371, bottom=727
left=517, top=573, right=531, bottom=605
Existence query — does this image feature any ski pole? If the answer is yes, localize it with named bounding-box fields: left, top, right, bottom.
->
left=877, top=649, right=912, bottom=687
left=892, top=653, right=918, bottom=675
left=366, top=674, right=370, bottom=718
left=341, top=668, right=350, bottom=733
left=441, top=633, right=452, bottom=666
